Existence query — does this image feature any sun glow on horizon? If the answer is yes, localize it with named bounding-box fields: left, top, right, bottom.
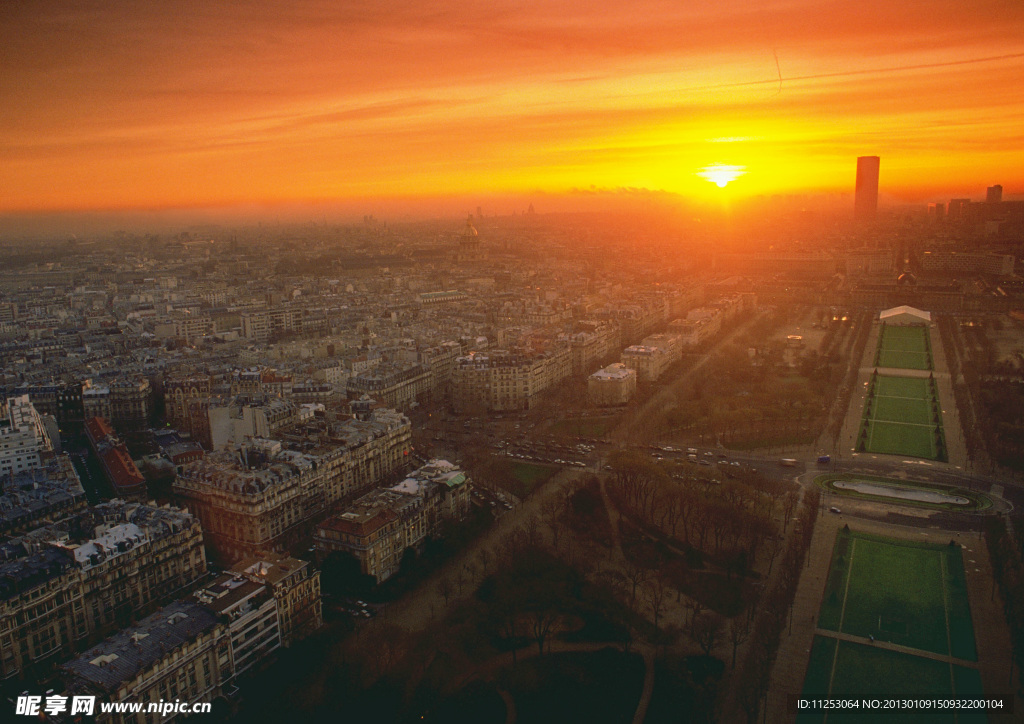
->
left=2, top=2, right=1024, bottom=214
left=698, top=164, right=747, bottom=188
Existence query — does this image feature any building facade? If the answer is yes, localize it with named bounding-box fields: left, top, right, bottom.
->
left=0, top=502, right=206, bottom=682
left=587, top=363, right=637, bottom=406
left=174, top=408, right=412, bottom=563
left=315, top=460, right=472, bottom=584
left=0, top=395, right=53, bottom=478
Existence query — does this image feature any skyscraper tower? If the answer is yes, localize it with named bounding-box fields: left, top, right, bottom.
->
left=854, top=156, right=880, bottom=223
left=986, top=184, right=1003, bottom=203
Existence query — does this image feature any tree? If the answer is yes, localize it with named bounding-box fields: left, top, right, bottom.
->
left=644, top=575, right=669, bottom=632
left=437, top=574, right=454, bottom=606
left=684, top=597, right=706, bottom=634
left=728, top=615, right=751, bottom=668
left=764, top=534, right=784, bottom=576
left=542, top=493, right=567, bottom=548
left=624, top=558, right=650, bottom=608
left=477, top=547, right=492, bottom=575
left=691, top=612, right=725, bottom=656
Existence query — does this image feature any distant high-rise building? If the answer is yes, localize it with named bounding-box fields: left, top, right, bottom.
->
left=987, top=184, right=1003, bottom=203
left=948, top=198, right=970, bottom=221
left=854, top=156, right=880, bottom=223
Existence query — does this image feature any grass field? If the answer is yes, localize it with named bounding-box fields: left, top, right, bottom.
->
left=873, top=375, right=930, bottom=399
left=800, top=530, right=984, bottom=722
left=798, top=637, right=986, bottom=723
left=818, top=529, right=976, bottom=659
left=506, top=461, right=559, bottom=498
left=870, top=396, right=934, bottom=425
left=874, top=324, right=933, bottom=371
left=861, top=420, right=939, bottom=459
left=859, top=374, right=945, bottom=460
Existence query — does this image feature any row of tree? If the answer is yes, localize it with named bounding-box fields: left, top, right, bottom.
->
left=824, top=310, right=872, bottom=448
left=984, top=515, right=1024, bottom=692
left=734, top=486, right=820, bottom=723
left=606, top=449, right=797, bottom=567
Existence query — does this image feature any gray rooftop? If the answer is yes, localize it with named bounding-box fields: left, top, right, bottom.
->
left=63, top=601, right=220, bottom=693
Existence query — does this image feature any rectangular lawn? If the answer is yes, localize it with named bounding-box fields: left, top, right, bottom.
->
left=818, top=530, right=977, bottom=659
left=841, top=536, right=948, bottom=655
left=875, top=325, right=933, bottom=371
left=801, top=531, right=984, bottom=722
left=870, top=396, right=934, bottom=425
left=798, top=639, right=986, bottom=723
left=860, top=374, right=945, bottom=460
left=862, top=419, right=939, bottom=459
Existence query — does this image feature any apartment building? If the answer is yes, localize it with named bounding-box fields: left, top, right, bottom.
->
left=315, top=460, right=471, bottom=583
left=346, top=362, right=431, bottom=411
left=0, top=502, right=206, bottom=681
left=84, top=417, right=146, bottom=500
left=0, top=395, right=53, bottom=477
left=240, top=308, right=302, bottom=342
left=163, top=374, right=211, bottom=430
left=228, top=552, right=321, bottom=647
left=175, top=407, right=412, bottom=563
left=620, top=344, right=670, bottom=383
left=62, top=601, right=230, bottom=723
left=450, top=346, right=572, bottom=412
left=192, top=574, right=280, bottom=677
left=81, top=378, right=151, bottom=432
left=587, top=363, right=637, bottom=406
left=0, top=454, right=86, bottom=535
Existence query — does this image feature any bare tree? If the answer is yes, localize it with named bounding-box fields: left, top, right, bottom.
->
left=624, top=558, right=650, bottom=608
left=764, top=534, right=784, bottom=576
left=437, top=574, right=454, bottom=605
left=684, top=596, right=706, bottom=634
left=542, top=493, right=567, bottom=548
left=477, top=547, right=492, bottom=575
left=644, top=575, right=669, bottom=632
left=691, top=612, right=725, bottom=656
left=728, top=615, right=751, bottom=668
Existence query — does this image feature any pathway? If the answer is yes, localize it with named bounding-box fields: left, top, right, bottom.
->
left=814, top=628, right=979, bottom=669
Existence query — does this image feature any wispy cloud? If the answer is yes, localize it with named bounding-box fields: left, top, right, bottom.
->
left=2, top=0, right=1023, bottom=210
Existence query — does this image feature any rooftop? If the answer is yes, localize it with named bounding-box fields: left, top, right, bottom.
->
left=63, top=601, right=220, bottom=693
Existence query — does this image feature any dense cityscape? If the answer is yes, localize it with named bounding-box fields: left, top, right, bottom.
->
left=0, top=181, right=1022, bottom=721
left=4, top=2, right=1024, bottom=722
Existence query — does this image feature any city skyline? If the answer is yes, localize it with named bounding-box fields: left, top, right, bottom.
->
left=3, top=1, right=1024, bottom=220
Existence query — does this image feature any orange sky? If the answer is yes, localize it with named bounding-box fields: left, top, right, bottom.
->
left=3, top=0, right=1024, bottom=215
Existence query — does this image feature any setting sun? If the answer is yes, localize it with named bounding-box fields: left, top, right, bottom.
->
left=698, top=164, right=747, bottom=189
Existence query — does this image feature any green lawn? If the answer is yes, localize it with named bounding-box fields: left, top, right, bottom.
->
left=842, top=537, right=948, bottom=655
left=873, top=375, right=930, bottom=398
left=881, top=324, right=930, bottom=352
left=860, top=374, right=945, bottom=460
left=818, top=530, right=977, bottom=659
left=801, top=530, right=984, bottom=723
left=874, top=325, right=933, bottom=371
left=798, top=638, right=986, bottom=723
left=505, top=461, right=559, bottom=498
left=876, top=349, right=931, bottom=370
left=870, top=395, right=934, bottom=425
left=862, top=419, right=940, bottom=459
